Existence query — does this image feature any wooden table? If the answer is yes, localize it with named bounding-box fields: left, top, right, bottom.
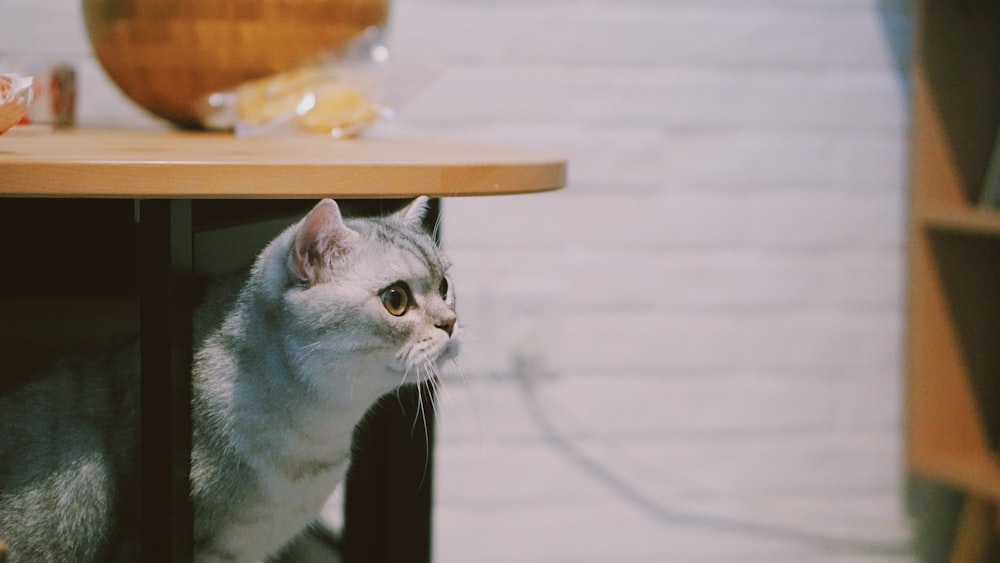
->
left=0, top=128, right=565, bottom=563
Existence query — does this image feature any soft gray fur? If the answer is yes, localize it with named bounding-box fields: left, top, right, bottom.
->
left=0, top=197, right=459, bottom=562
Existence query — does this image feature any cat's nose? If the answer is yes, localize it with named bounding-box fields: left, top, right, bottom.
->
left=436, top=317, right=456, bottom=337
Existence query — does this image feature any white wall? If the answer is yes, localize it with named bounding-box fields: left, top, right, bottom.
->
left=379, top=1, right=913, bottom=561
left=1, top=0, right=913, bottom=561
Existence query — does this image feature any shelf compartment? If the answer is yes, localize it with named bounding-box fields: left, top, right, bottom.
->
left=910, top=449, right=1000, bottom=502
left=918, top=206, right=1000, bottom=238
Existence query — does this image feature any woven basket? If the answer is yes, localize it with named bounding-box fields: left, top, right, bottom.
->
left=82, top=0, right=389, bottom=128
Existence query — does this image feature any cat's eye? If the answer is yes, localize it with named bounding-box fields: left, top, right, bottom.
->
left=381, top=283, right=410, bottom=316
left=438, top=277, right=449, bottom=299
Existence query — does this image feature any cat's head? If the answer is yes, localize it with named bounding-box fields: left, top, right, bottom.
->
left=255, top=197, right=459, bottom=394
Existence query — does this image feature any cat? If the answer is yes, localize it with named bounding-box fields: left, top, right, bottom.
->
left=0, top=197, right=459, bottom=562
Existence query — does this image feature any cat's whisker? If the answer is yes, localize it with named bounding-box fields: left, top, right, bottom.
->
left=429, top=388, right=442, bottom=426
left=428, top=369, right=447, bottom=403
left=292, top=338, right=331, bottom=365
left=431, top=202, right=444, bottom=242
left=449, top=358, right=471, bottom=385
left=411, top=371, right=430, bottom=442
left=447, top=348, right=489, bottom=379
left=422, top=363, right=438, bottom=411
left=445, top=357, right=487, bottom=441
left=395, top=366, right=413, bottom=415
left=414, top=364, right=435, bottom=489
left=433, top=366, right=448, bottom=408
left=423, top=363, right=443, bottom=423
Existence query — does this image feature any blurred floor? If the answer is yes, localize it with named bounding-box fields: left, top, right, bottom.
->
left=431, top=374, right=915, bottom=563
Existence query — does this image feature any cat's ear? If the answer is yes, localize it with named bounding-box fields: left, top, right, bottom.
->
left=392, top=196, right=431, bottom=229
left=291, top=199, right=357, bottom=284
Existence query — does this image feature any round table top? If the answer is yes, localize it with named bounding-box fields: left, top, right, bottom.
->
left=0, top=128, right=566, bottom=199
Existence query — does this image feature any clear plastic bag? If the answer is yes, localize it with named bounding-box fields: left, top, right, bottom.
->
left=199, top=29, right=430, bottom=138
left=0, top=73, right=33, bottom=135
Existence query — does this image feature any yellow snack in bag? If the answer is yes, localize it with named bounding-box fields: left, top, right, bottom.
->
left=236, top=68, right=380, bottom=137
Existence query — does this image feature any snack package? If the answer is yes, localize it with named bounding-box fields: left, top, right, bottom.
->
left=202, top=66, right=385, bottom=138
left=199, top=29, right=433, bottom=138
left=0, top=73, right=33, bottom=135
left=0, top=58, right=77, bottom=128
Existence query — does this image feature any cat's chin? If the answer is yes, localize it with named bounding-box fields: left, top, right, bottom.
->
left=393, top=334, right=460, bottom=373
left=386, top=340, right=460, bottom=383
left=437, top=340, right=460, bottom=365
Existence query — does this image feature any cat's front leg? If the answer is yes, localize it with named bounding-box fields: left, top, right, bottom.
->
left=193, top=542, right=241, bottom=563
left=195, top=514, right=299, bottom=563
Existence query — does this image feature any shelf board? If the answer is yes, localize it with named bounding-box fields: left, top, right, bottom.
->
left=917, top=206, right=1000, bottom=237
left=911, top=449, right=1000, bottom=502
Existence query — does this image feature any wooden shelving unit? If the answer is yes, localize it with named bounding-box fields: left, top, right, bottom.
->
left=907, top=0, right=1000, bottom=561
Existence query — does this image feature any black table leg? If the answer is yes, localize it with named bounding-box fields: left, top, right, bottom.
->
left=342, top=385, right=436, bottom=563
left=139, top=199, right=195, bottom=563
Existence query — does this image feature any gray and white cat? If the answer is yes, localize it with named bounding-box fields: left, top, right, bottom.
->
left=0, top=197, right=459, bottom=562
